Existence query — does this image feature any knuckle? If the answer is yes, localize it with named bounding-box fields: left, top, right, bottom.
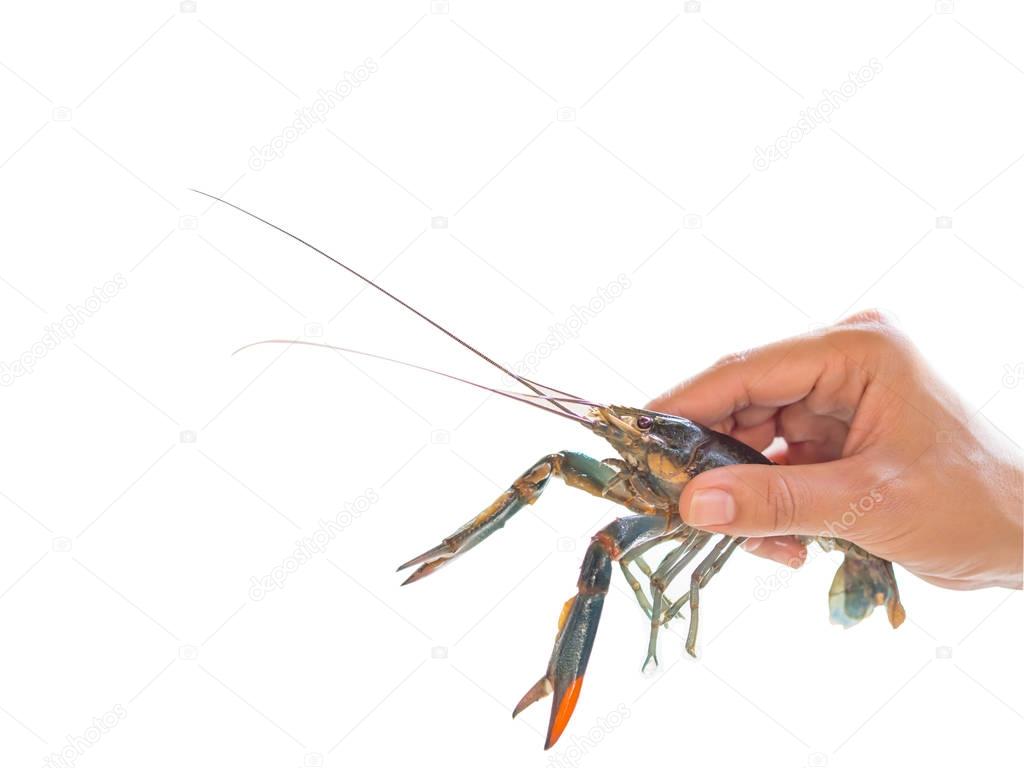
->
left=840, top=307, right=895, bottom=328
left=712, top=349, right=750, bottom=369
left=830, top=316, right=905, bottom=356
left=764, top=471, right=801, bottom=534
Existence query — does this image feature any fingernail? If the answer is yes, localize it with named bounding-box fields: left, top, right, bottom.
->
left=741, top=538, right=762, bottom=553
left=686, top=489, right=736, bottom=527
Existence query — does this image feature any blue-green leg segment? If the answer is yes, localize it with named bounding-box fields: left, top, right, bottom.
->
left=397, top=451, right=655, bottom=584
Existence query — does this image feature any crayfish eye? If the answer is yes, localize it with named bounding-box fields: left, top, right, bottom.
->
left=636, top=415, right=654, bottom=431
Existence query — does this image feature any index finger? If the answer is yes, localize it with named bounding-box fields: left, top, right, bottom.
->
left=645, top=331, right=852, bottom=426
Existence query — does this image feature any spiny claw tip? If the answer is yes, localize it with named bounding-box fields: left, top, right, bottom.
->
left=396, top=543, right=451, bottom=572
left=544, top=676, right=584, bottom=750
left=400, top=567, right=427, bottom=586
left=641, top=655, right=658, bottom=675
left=513, top=676, right=552, bottom=719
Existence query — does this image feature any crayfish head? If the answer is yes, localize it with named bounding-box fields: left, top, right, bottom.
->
left=589, top=405, right=709, bottom=484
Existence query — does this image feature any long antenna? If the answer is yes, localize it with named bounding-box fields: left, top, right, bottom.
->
left=235, top=339, right=596, bottom=426
left=192, top=189, right=578, bottom=417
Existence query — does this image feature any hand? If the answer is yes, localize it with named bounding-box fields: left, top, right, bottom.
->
left=647, top=311, right=1023, bottom=590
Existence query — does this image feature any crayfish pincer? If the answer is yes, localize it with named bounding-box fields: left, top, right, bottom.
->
left=196, top=190, right=905, bottom=751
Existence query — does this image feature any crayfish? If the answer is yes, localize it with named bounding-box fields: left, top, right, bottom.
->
left=196, top=190, right=906, bottom=750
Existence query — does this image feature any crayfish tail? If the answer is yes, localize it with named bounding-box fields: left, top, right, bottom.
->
left=828, top=548, right=906, bottom=629
left=883, top=558, right=906, bottom=628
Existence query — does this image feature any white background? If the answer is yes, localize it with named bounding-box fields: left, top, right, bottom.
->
left=1, top=2, right=1022, bottom=767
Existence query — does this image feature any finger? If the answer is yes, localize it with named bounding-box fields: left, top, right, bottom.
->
left=730, top=420, right=777, bottom=452
left=714, top=404, right=779, bottom=434
left=741, top=536, right=807, bottom=567
left=786, top=441, right=841, bottom=465
left=678, top=456, right=874, bottom=538
left=646, top=334, right=824, bottom=425
left=776, top=402, right=847, bottom=461
left=646, top=328, right=872, bottom=427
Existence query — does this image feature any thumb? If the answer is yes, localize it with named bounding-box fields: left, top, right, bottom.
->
left=679, top=458, right=873, bottom=539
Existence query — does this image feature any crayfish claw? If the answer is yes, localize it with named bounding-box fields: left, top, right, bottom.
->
left=399, top=561, right=449, bottom=586
left=512, top=676, right=552, bottom=719
left=396, top=543, right=452, bottom=573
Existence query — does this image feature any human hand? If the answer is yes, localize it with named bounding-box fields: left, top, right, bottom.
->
left=647, top=311, right=1023, bottom=590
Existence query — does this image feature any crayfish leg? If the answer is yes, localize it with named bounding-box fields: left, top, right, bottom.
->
left=397, top=452, right=645, bottom=585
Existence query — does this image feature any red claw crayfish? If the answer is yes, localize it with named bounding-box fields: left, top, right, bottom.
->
left=196, top=190, right=905, bottom=750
